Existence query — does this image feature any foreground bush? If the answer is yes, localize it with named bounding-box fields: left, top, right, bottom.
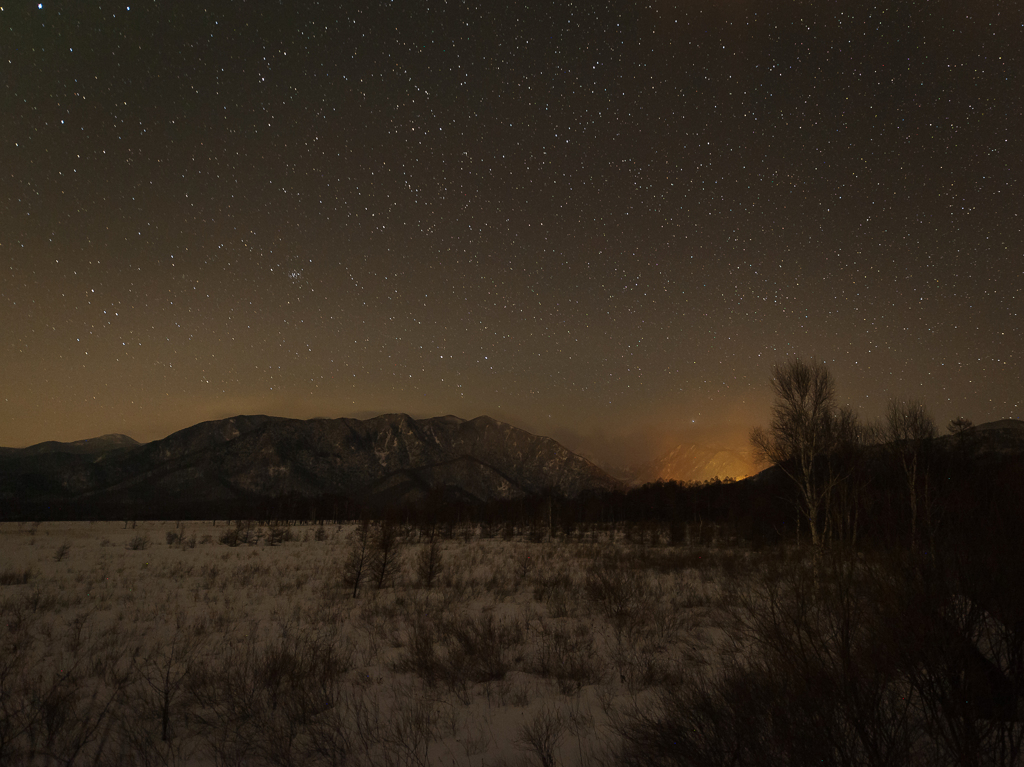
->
left=617, top=551, right=1024, bottom=767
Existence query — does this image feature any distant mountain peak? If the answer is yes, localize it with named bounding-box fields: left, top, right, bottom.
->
left=1, top=433, right=140, bottom=457
left=974, top=418, right=1024, bottom=432
left=430, top=414, right=467, bottom=426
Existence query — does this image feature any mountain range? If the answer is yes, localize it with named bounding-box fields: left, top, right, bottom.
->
left=0, top=414, right=622, bottom=508
left=3, top=415, right=1021, bottom=514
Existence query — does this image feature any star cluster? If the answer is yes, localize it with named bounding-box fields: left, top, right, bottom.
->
left=3, top=1, right=1021, bottom=463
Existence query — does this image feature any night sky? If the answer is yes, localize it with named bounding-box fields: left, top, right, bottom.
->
left=3, top=1, right=1022, bottom=466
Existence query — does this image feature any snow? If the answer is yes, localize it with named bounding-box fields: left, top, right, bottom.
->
left=0, top=519, right=740, bottom=766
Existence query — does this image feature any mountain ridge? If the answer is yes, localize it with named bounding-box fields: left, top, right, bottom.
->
left=0, top=433, right=140, bottom=458
left=0, top=413, right=621, bottom=507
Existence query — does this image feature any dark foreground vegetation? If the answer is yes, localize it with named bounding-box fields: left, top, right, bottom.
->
left=2, top=363, right=1022, bottom=765
left=618, top=360, right=1024, bottom=767
left=1, top=513, right=1021, bottom=766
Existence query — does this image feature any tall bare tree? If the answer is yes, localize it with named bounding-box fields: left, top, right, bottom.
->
left=885, top=398, right=936, bottom=550
left=343, top=519, right=373, bottom=598
left=369, top=520, right=403, bottom=589
left=751, top=358, right=862, bottom=547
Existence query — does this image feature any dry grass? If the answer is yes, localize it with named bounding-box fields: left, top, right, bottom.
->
left=8, top=520, right=1005, bottom=766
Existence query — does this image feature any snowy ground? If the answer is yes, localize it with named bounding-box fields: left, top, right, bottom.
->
left=0, top=519, right=751, bottom=766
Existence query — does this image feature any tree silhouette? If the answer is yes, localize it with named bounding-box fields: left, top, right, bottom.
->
left=369, top=520, right=402, bottom=590
left=947, top=416, right=974, bottom=458
left=342, top=519, right=373, bottom=598
left=886, top=398, right=937, bottom=550
left=750, top=358, right=862, bottom=547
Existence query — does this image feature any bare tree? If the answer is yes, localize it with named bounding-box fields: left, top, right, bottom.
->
left=948, top=415, right=973, bottom=436
left=369, top=520, right=403, bottom=590
left=885, top=398, right=936, bottom=550
left=750, top=358, right=862, bottom=548
left=948, top=416, right=974, bottom=459
left=122, top=621, right=208, bottom=761
left=415, top=537, right=444, bottom=589
left=343, top=519, right=373, bottom=598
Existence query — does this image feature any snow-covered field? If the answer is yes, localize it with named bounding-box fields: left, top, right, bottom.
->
left=0, top=520, right=746, bottom=766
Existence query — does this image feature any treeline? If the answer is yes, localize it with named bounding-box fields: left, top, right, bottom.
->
left=5, top=436, right=1020, bottom=558
left=0, top=475, right=770, bottom=536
